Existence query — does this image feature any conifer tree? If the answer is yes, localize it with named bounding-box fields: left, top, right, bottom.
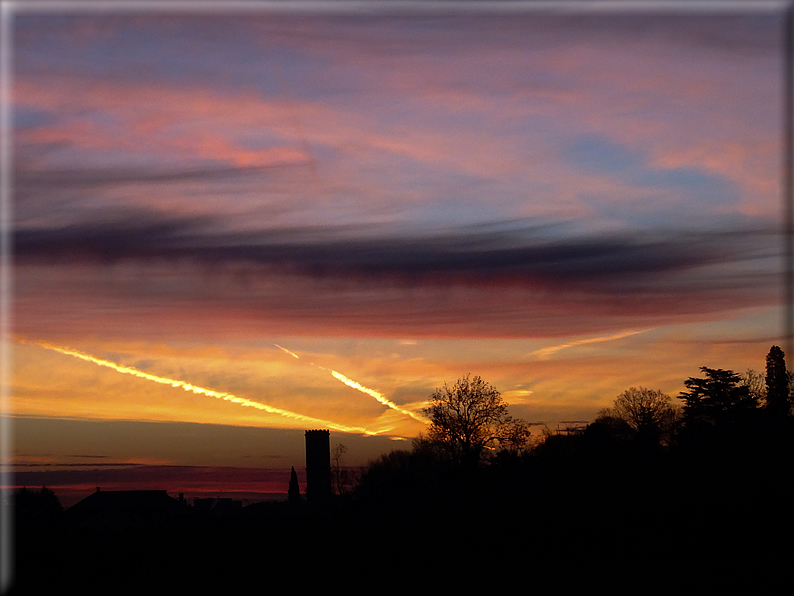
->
left=678, top=367, right=757, bottom=426
left=288, top=466, right=301, bottom=505
left=765, top=345, right=791, bottom=417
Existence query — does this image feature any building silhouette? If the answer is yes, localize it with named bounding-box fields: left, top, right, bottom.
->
left=305, top=429, right=331, bottom=503
left=66, top=488, right=186, bottom=533
left=69, top=488, right=183, bottom=514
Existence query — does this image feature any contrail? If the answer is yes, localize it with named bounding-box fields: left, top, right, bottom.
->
left=275, top=344, right=428, bottom=424
left=528, top=328, right=651, bottom=360
left=274, top=344, right=299, bottom=359
left=30, top=340, right=379, bottom=436
left=330, top=370, right=427, bottom=424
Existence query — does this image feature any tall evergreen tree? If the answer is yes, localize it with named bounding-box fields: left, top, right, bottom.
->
left=678, top=367, right=758, bottom=427
left=765, top=345, right=790, bottom=417
left=288, top=466, right=301, bottom=505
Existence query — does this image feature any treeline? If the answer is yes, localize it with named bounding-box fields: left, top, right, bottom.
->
left=9, top=346, right=794, bottom=589
left=358, top=345, right=794, bottom=493
left=344, top=346, right=794, bottom=582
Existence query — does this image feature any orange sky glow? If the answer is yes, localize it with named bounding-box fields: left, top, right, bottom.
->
left=3, top=3, right=790, bottom=500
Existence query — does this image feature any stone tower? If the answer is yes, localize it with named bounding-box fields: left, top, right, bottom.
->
left=304, top=429, right=331, bottom=503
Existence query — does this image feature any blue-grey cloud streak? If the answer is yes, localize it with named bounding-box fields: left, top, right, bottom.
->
left=15, top=213, right=778, bottom=292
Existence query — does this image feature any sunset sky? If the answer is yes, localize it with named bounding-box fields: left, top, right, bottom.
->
left=4, top=2, right=790, bottom=500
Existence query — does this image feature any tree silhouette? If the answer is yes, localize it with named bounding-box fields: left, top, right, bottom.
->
left=331, top=443, right=353, bottom=495
left=15, top=485, right=62, bottom=517
left=678, top=367, right=758, bottom=427
left=765, top=346, right=791, bottom=417
left=597, top=386, right=677, bottom=444
left=422, top=374, right=531, bottom=467
left=741, top=369, right=767, bottom=404
left=288, top=466, right=301, bottom=505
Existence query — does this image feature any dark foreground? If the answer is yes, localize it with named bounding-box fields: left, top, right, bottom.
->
left=10, top=429, right=794, bottom=593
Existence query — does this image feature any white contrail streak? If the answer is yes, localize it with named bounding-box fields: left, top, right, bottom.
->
left=275, top=344, right=428, bottom=423
left=274, top=344, right=299, bottom=359
left=30, top=339, right=379, bottom=436
left=329, top=370, right=427, bottom=424
left=528, top=328, right=651, bottom=360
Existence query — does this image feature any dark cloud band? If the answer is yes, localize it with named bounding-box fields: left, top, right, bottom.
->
left=14, top=214, right=778, bottom=291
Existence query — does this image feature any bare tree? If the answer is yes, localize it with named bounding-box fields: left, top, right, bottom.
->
left=741, top=369, right=767, bottom=404
left=422, top=374, right=532, bottom=467
left=598, top=386, right=678, bottom=444
left=331, top=443, right=350, bottom=495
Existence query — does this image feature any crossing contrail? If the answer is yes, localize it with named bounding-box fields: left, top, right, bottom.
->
left=30, top=339, right=380, bottom=436
left=329, top=370, right=427, bottom=423
left=275, top=344, right=428, bottom=424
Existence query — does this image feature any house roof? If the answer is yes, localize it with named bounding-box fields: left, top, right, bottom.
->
left=68, top=489, right=182, bottom=513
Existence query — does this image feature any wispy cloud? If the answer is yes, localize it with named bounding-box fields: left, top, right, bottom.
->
left=15, top=214, right=777, bottom=285
left=529, top=328, right=653, bottom=360
left=13, top=214, right=779, bottom=341
left=8, top=11, right=783, bottom=465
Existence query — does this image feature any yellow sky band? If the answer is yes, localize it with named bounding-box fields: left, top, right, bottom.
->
left=28, top=339, right=380, bottom=436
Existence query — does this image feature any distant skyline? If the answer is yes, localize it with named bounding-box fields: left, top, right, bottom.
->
left=3, top=2, right=791, bottom=497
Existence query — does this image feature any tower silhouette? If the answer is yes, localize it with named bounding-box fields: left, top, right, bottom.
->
left=304, top=429, right=331, bottom=503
